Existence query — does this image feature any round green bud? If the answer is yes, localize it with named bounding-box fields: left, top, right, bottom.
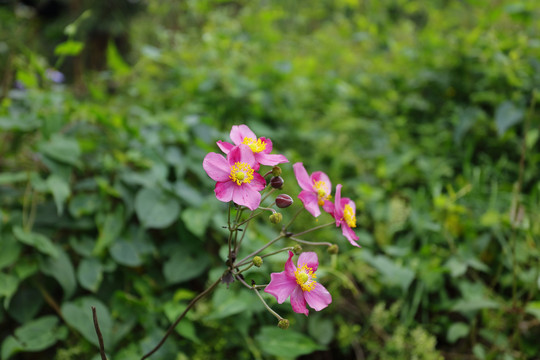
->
left=278, top=319, right=290, bottom=330
left=272, top=166, right=282, bottom=176
left=293, top=244, right=303, bottom=255
left=327, top=244, right=339, bottom=254
left=253, top=256, right=263, bottom=267
left=269, top=212, right=283, bottom=224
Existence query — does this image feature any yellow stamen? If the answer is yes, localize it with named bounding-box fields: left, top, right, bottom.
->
left=294, top=264, right=317, bottom=292
left=242, top=137, right=266, bottom=153
left=229, top=162, right=254, bottom=185
left=313, top=180, right=331, bottom=206
left=343, top=204, right=356, bottom=228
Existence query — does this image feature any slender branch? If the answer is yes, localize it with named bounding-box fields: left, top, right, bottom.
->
left=290, top=236, right=333, bottom=247
left=92, top=307, right=108, bottom=360
left=234, top=234, right=285, bottom=267
left=290, top=221, right=335, bottom=238
left=140, top=276, right=222, bottom=360
left=235, top=275, right=283, bottom=320
left=283, top=207, right=303, bottom=230
left=259, top=247, right=294, bottom=259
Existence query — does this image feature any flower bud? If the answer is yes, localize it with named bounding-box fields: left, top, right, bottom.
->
left=293, top=244, right=302, bottom=255
left=327, top=244, right=339, bottom=254
left=252, top=256, right=263, bottom=267
left=270, top=176, right=284, bottom=189
left=272, top=166, right=282, bottom=176
left=278, top=319, right=290, bottom=330
left=275, top=194, right=293, bottom=208
left=269, top=212, right=282, bottom=224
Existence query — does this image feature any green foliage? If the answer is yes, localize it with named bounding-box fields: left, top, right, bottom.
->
left=1, top=0, right=540, bottom=359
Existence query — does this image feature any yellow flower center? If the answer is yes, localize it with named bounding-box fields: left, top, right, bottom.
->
left=242, top=137, right=266, bottom=153
left=313, top=181, right=331, bottom=206
left=294, top=264, right=317, bottom=292
left=230, top=162, right=254, bottom=185
left=343, top=204, right=356, bottom=228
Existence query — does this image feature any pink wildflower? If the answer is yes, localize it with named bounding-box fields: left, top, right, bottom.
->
left=203, top=144, right=266, bottom=210
left=217, top=125, right=289, bottom=167
left=324, top=184, right=360, bottom=247
left=293, top=162, right=332, bottom=217
left=265, top=251, right=332, bottom=316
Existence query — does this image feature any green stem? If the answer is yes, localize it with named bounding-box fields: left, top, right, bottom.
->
left=234, top=234, right=285, bottom=267
left=290, top=237, right=333, bottom=247
left=235, top=275, right=283, bottom=321
left=259, top=247, right=295, bottom=259
left=140, top=276, right=222, bottom=360
left=291, top=221, right=335, bottom=238
left=283, top=207, right=303, bottom=230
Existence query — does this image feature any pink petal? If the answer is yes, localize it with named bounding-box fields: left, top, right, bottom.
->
left=215, top=181, right=235, bottom=202
left=232, top=184, right=261, bottom=210
left=203, top=153, right=230, bottom=182
left=284, top=251, right=296, bottom=277
left=259, top=137, right=273, bottom=153
left=342, top=225, right=361, bottom=247
left=341, top=197, right=356, bottom=214
left=322, top=200, right=335, bottom=217
left=264, top=271, right=297, bottom=304
left=304, top=283, right=332, bottom=311
left=298, top=190, right=321, bottom=218
left=334, top=184, right=344, bottom=221
left=290, top=286, right=309, bottom=316
left=293, top=163, right=313, bottom=191
left=216, top=140, right=234, bottom=154
left=230, top=124, right=257, bottom=145
left=311, top=171, right=332, bottom=195
left=249, top=173, right=266, bottom=191
left=228, top=144, right=257, bottom=168
left=297, top=252, right=318, bottom=272
left=255, top=153, right=289, bottom=166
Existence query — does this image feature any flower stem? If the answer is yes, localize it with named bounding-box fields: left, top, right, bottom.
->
left=259, top=247, right=294, bottom=259
left=234, top=234, right=285, bottom=267
left=291, top=221, right=334, bottom=238
left=290, top=236, right=333, bottom=247
left=283, top=207, right=303, bottom=231
left=235, top=275, right=283, bottom=321
left=140, top=276, right=222, bottom=360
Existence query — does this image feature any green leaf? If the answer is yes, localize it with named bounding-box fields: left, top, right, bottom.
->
left=13, top=226, right=59, bottom=258
left=525, top=301, right=540, bottom=321
left=7, top=287, right=44, bottom=324
left=109, top=240, right=143, bottom=267
left=451, top=297, right=499, bottom=312
left=494, top=101, right=524, bottom=136
left=94, top=206, right=124, bottom=255
left=54, top=40, right=84, bottom=56
left=107, top=40, right=130, bottom=76
left=163, top=245, right=210, bottom=285
left=256, top=326, right=324, bottom=358
left=46, top=175, right=71, bottom=215
left=180, top=207, right=211, bottom=237
left=1, top=315, right=62, bottom=359
left=77, top=258, right=103, bottom=292
left=135, top=188, right=180, bottom=229
left=447, top=322, right=470, bottom=343
left=308, top=316, right=335, bottom=346
left=0, top=236, right=21, bottom=270
left=61, top=297, right=113, bottom=350
left=69, top=193, right=99, bottom=218
left=39, top=245, right=77, bottom=299
left=0, top=273, right=19, bottom=300
left=163, top=301, right=200, bottom=343
left=39, top=135, right=81, bottom=167
left=0, top=172, right=28, bottom=185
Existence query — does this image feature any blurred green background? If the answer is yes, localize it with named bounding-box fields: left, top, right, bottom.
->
left=1, top=0, right=540, bottom=359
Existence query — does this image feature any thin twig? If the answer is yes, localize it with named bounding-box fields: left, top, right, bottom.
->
left=140, top=276, right=222, bottom=360
left=289, top=237, right=333, bottom=247
left=235, top=275, right=283, bottom=320
left=234, top=234, right=285, bottom=267
left=92, top=307, right=107, bottom=360
left=290, top=221, right=335, bottom=238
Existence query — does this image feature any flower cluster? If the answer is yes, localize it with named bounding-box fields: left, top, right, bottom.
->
left=201, top=124, right=361, bottom=322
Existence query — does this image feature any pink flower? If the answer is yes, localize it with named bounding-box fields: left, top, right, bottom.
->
left=293, top=162, right=332, bottom=217
left=203, top=144, right=266, bottom=210
left=217, top=125, right=289, bottom=167
left=324, top=184, right=360, bottom=247
left=265, top=251, right=332, bottom=316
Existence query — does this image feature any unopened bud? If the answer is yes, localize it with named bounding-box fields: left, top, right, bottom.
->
left=253, top=256, right=263, bottom=267
left=270, top=176, right=284, bottom=189
left=269, top=212, right=282, bottom=224
left=327, top=244, right=339, bottom=254
left=272, top=166, right=282, bottom=176
left=276, top=194, right=293, bottom=208
left=293, top=244, right=302, bottom=255
left=278, top=319, right=290, bottom=330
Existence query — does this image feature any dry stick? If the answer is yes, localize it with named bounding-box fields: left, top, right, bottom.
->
left=140, top=276, right=222, bottom=360
left=92, top=307, right=107, bottom=360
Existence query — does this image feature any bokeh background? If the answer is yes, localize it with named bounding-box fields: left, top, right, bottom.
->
left=1, top=0, right=540, bottom=359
